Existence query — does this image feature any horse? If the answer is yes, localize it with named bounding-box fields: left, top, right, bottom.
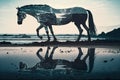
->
left=17, top=4, right=96, bottom=42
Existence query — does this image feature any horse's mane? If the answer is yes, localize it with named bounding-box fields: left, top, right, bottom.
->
left=20, top=4, right=51, bottom=10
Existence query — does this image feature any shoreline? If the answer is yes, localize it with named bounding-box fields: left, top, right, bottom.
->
left=0, top=40, right=120, bottom=47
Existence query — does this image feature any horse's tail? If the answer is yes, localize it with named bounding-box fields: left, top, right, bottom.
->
left=87, top=10, right=96, bottom=35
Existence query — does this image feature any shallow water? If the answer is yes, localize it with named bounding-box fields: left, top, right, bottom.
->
left=0, top=35, right=104, bottom=44
left=0, top=46, right=120, bottom=80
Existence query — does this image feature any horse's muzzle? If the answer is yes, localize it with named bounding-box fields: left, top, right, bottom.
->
left=18, top=21, right=22, bottom=25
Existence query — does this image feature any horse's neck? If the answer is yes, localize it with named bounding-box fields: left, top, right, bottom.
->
left=23, top=8, right=53, bottom=22
left=23, top=9, right=36, bottom=16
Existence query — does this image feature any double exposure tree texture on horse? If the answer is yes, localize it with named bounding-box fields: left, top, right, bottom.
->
left=17, top=4, right=96, bottom=42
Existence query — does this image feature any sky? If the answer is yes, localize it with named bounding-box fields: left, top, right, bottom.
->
left=0, top=0, right=120, bottom=34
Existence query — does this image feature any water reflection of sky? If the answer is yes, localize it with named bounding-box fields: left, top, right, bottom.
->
left=0, top=47, right=120, bottom=79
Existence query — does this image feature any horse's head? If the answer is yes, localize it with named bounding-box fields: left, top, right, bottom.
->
left=17, top=8, right=26, bottom=25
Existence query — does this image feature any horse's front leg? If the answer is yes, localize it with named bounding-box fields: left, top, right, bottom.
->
left=49, top=46, right=58, bottom=59
left=49, top=25, right=57, bottom=41
left=45, top=47, right=50, bottom=59
left=44, top=26, right=50, bottom=42
left=36, top=48, right=44, bottom=61
left=36, top=25, right=43, bottom=39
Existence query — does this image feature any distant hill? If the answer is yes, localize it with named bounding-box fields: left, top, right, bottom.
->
left=98, top=28, right=120, bottom=39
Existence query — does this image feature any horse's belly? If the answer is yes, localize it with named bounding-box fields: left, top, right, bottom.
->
left=55, top=18, right=71, bottom=25
left=54, top=14, right=72, bottom=25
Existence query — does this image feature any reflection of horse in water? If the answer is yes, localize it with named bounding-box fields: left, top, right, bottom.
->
left=19, top=47, right=95, bottom=73
left=33, top=47, right=58, bottom=70
left=62, top=47, right=95, bottom=72
left=17, top=4, right=96, bottom=42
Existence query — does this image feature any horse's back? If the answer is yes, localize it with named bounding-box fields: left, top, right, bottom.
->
left=71, top=7, right=87, bottom=14
left=53, top=7, right=87, bottom=14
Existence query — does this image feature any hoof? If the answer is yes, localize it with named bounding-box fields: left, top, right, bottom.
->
left=48, top=47, right=51, bottom=49
left=38, top=36, right=43, bottom=40
left=66, top=40, right=74, bottom=43
left=88, top=38, right=91, bottom=42
left=53, top=38, right=57, bottom=41
left=39, top=48, right=43, bottom=52
left=53, top=40, right=58, bottom=42
left=53, top=46, right=58, bottom=49
left=88, top=39, right=91, bottom=42
left=45, top=40, right=50, bottom=42
left=75, top=40, right=80, bottom=42
left=40, top=36, right=43, bottom=40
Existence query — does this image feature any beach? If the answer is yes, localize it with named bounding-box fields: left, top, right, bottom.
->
left=0, top=34, right=120, bottom=80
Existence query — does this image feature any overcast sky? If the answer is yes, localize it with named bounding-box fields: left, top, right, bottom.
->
left=0, top=0, right=120, bottom=34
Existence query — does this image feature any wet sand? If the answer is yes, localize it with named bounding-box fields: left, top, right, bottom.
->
left=0, top=40, right=120, bottom=47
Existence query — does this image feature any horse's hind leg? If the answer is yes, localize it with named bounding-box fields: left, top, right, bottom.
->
left=49, top=25, right=57, bottom=41
left=74, top=22, right=83, bottom=42
left=82, top=23, right=91, bottom=41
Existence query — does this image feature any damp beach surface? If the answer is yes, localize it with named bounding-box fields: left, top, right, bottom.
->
left=0, top=46, right=120, bottom=80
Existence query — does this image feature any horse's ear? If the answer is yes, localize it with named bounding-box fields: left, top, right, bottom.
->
left=16, top=7, right=20, bottom=10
